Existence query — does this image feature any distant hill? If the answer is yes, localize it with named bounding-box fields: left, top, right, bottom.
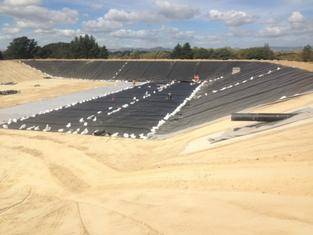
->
left=109, top=47, right=171, bottom=52
left=271, top=46, right=303, bottom=52
left=110, top=46, right=305, bottom=53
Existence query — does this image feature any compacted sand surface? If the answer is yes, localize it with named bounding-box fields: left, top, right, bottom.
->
left=0, top=93, right=312, bottom=235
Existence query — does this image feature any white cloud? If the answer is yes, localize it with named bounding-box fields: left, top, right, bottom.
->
left=1, top=0, right=312, bottom=49
left=81, top=1, right=198, bottom=35
left=3, top=0, right=41, bottom=6
left=159, top=26, right=194, bottom=40
left=0, top=6, right=78, bottom=26
left=111, top=29, right=156, bottom=39
left=259, top=26, right=287, bottom=37
left=0, top=1, right=79, bottom=30
left=2, top=26, right=21, bottom=34
left=34, top=28, right=81, bottom=37
left=288, top=11, right=305, bottom=29
left=83, top=17, right=122, bottom=32
left=104, top=9, right=159, bottom=23
left=107, top=26, right=196, bottom=47
left=83, top=8, right=162, bottom=32
left=155, top=0, right=198, bottom=20
left=57, top=29, right=81, bottom=37
left=208, top=9, right=255, bottom=26
left=283, top=0, right=313, bottom=3
left=259, top=11, right=312, bottom=38
left=288, top=11, right=304, bottom=23
left=105, top=9, right=141, bottom=22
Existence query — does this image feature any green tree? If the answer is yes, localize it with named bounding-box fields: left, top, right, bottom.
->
left=193, top=47, right=210, bottom=59
left=109, top=50, right=133, bottom=59
left=129, top=50, right=141, bottom=59
left=4, top=36, right=37, bottom=59
left=0, top=51, right=3, bottom=60
left=99, top=46, right=109, bottom=59
left=302, top=45, right=313, bottom=62
left=33, top=46, right=47, bottom=59
left=36, top=43, right=71, bottom=58
left=69, top=35, right=108, bottom=59
left=181, top=42, right=193, bottom=59
left=171, top=43, right=182, bottom=59
left=156, top=51, right=171, bottom=59
left=141, top=51, right=157, bottom=59
left=262, top=43, right=275, bottom=60
left=213, top=47, right=235, bottom=60
left=239, top=44, right=275, bottom=60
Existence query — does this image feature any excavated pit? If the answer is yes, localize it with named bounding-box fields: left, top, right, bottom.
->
left=1, top=60, right=312, bottom=138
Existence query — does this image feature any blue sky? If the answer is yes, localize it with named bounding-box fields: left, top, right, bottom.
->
left=0, top=0, right=312, bottom=50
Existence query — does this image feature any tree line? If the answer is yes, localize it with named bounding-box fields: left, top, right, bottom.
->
left=110, top=43, right=312, bottom=61
left=1, top=35, right=108, bottom=59
left=168, top=43, right=312, bottom=61
left=0, top=35, right=312, bottom=62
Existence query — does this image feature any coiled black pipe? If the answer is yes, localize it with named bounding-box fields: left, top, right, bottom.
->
left=231, top=113, right=296, bottom=122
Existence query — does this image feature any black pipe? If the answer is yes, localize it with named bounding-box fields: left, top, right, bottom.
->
left=231, top=113, right=296, bottom=122
left=0, top=90, right=19, bottom=96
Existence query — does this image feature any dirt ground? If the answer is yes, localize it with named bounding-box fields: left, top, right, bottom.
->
left=0, top=92, right=312, bottom=235
left=0, top=61, right=109, bottom=108
left=271, top=60, right=313, bottom=72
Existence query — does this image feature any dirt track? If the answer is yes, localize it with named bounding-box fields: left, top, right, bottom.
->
left=0, top=93, right=312, bottom=234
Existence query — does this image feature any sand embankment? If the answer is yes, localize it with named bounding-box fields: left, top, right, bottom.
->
left=271, top=60, right=313, bottom=72
left=0, top=92, right=312, bottom=234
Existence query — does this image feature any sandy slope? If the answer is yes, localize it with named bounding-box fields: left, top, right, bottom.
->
left=0, top=61, right=109, bottom=108
left=0, top=60, right=44, bottom=82
left=0, top=93, right=312, bottom=235
left=271, top=60, right=313, bottom=72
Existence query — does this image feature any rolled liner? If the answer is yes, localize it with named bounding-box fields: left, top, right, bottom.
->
left=231, top=113, right=296, bottom=122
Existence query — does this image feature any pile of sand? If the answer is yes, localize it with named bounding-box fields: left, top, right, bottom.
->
left=0, top=60, right=44, bottom=83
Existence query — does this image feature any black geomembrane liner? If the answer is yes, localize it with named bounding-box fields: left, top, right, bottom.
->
left=5, top=81, right=197, bottom=136
left=2, top=60, right=312, bottom=137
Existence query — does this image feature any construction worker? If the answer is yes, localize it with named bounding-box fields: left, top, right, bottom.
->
left=193, top=73, right=200, bottom=83
left=167, top=92, right=172, bottom=101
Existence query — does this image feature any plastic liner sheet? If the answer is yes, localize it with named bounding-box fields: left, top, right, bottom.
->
left=157, top=66, right=313, bottom=134
left=23, top=60, right=277, bottom=82
left=5, top=61, right=313, bottom=137
left=2, top=82, right=198, bottom=138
